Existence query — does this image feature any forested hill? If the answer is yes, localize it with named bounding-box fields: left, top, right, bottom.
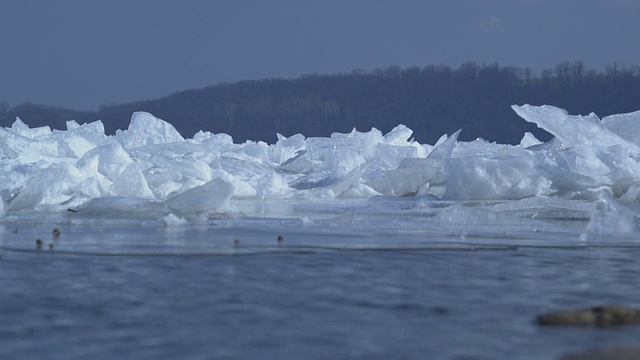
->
left=1, top=61, right=639, bottom=145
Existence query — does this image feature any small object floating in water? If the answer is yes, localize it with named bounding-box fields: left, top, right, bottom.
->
left=233, top=239, right=240, bottom=245
left=36, top=239, right=43, bottom=249
left=13, top=228, right=18, bottom=234
left=67, top=208, right=78, bottom=213
left=52, top=228, right=61, bottom=237
left=537, top=305, right=640, bottom=327
left=49, top=243, right=54, bottom=250
left=277, top=235, right=284, bottom=244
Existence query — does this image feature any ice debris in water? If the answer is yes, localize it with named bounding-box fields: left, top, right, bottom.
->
left=584, top=194, right=638, bottom=236
left=2, top=105, right=640, bottom=237
left=159, top=213, right=188, bottom=227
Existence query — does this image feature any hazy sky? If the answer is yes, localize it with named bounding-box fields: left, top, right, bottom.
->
left=1, top=0, right=638, bottom=110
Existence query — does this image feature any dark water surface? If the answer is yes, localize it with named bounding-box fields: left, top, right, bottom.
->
left=2, top=242, right=640, bottom=359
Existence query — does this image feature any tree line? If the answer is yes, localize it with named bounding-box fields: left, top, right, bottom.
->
left=1, top=61, right=639, bottom=145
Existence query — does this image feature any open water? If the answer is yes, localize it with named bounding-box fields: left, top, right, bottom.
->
left=1, top=220, right=640, bottom=359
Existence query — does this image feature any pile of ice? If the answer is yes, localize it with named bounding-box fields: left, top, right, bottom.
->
left=1, top=104, right=640, bottom=236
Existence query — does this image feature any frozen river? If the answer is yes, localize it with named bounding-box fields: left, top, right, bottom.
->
left=3, top=104, right=640, bottom=358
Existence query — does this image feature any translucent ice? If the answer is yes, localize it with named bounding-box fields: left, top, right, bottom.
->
left=511, top=105, right=640, bottom=156
left=444, top=154, right=552, bottom=200
left=601, top=109, right=640, bottom=145
left=11, top=117, right=51, bottom=139
left=164, top=178, right=234, bottom=213
left=512, top=104, right=640, bottom=197
left=584, top=195, right=638, bottom=236
left=519, top=132, right=542, bottom=148
left=159, top=213, right=189, bottom=226
left=116, top=112, right=184, bottom=149
left=2, top=104, right=640, bottom=240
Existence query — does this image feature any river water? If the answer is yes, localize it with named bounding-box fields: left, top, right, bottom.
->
left=1, top=219, right=640, bottom=359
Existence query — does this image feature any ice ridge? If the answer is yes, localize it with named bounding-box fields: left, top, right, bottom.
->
left=1, top=105, right=640, bottom=234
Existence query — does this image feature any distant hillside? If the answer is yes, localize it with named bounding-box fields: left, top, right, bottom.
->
left=2, top=61, right=639, bottom=145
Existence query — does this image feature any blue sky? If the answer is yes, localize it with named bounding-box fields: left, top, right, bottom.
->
left=1, top=0, right=638, bottom=109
